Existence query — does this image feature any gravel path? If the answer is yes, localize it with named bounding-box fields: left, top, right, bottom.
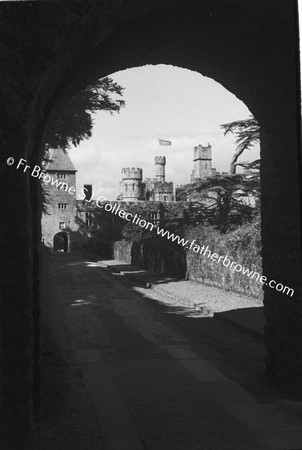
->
left=99, top=259, right=263, bottom=318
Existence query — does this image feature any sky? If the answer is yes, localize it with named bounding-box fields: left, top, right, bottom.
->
left=69, top=64, right=260, bottom=201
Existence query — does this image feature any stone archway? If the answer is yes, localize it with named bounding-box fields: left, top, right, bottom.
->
left=0, top=0, right=301, bottom=444
left=53, top=232, right=69, bottom=252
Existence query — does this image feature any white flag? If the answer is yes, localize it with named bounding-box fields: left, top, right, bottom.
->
left=158, top=138, right=172, bottom=146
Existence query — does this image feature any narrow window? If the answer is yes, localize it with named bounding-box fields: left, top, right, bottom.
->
left=85, top=212, right=93, bottom=227
left=150, top=211, right=160, bottom=225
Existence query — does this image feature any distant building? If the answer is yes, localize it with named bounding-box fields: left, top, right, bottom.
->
left=41, top=143, right=234, bottom=251
left=190, top=143, right=214, bottom=181
left=118, top=156, right=174, bottom=202
left=190, top=143, right=228, bottom=182
left=41, top=149, right=78, bottom=251
left=41, top=149, right=108, bottom=252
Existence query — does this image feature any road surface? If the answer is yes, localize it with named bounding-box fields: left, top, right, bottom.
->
left=33, top=252, right=302, bottom=450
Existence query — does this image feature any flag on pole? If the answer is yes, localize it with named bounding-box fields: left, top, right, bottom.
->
left=158, top=138, right=172, bottom=146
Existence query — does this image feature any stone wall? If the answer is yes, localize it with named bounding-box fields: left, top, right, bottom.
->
left=186, top=248, right=262, bottom=299
left=113, top=238, right=187, bottom=278
left=113, top=226, right=262, bottom=299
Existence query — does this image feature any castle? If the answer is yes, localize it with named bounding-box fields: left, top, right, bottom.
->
left=41, top=142, right=223, bottom=251
left=117, top=156, right=174, bottom=202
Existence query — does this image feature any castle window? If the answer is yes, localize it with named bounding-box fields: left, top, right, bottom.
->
left=132, top=184, right=135, bottom=190
left=58, top=203, right=67, bottom=209
left=59, top=222, right=66, bottom=229
left=58, top=173, right=67, bottom=179
left=125, top=185, right=128, bottom=191
left=85, top=212, right=93, bottom=227
left=150, top=211, right=160, bottom=225
left=205, top=163, right=207, bottom=169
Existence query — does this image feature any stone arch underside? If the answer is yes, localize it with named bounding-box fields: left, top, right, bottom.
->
left=0, top=0, right=301, bottom=444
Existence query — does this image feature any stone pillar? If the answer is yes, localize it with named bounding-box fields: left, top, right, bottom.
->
left=30, top=176, right=43, bottom=410
left=259, top=102, right=302, bottom=394
left=0, top=132, right=34, bottom=446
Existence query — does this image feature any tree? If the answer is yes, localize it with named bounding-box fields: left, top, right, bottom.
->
left=43, top=77, right=125, bottom=152
left=220, top=115, right=260, bottom=174
left=177, top=173, right=260, bottom=232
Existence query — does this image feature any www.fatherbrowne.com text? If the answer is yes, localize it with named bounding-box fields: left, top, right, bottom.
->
left=8, top=156, right=294, bottom=298
left=104, top=202, right=294, bottom=298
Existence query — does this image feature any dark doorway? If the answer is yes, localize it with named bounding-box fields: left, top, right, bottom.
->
left=53, top=232, right=68, bottom=252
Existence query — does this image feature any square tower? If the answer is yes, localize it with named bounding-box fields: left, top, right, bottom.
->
left=191, top=143, right=213, bottom=182
left=41, top=148, right=78, bottom=250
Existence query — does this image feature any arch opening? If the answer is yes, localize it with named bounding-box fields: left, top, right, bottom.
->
left=37, top=1, right=302, bottom=394
left=0, top=4, right=301, bottom=443
left=53, top=232, right=69, bottom=252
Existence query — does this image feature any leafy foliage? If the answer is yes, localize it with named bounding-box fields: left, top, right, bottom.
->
left=121, top=222, right=154, bottom=242
left=43, top=77, right=125, bottom=151
left=184, top=214, right=262, bottom=296
left=221, top=115, right=260, bottom=152
left=177, top=173, right=260, bottom=232
left=220, top=115, right=260, bottom=174
left=41, top=77, right=125, bottom=213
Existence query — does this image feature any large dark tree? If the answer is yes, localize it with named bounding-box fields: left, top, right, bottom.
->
left=40, top=77, right=125, bottom=211
left=43, top=77, right=125, bottom=152
left=220, top=115, right=260, bottom=174
left=177, top=173, right=260, bottom=232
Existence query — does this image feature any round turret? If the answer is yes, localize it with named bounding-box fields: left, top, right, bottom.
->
left=121, top=167, right=143, bottom=180
left=120, top=167, right=143, bottom=201
left=154, top=156, right=166, bottom=183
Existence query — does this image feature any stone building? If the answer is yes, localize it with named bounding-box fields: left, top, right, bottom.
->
left=118, top=155, right=174, bottom=202
left=42, top=150, right=176, bottom=251
left=119, top=167, right=145, bottom=201
left=41, top=149, right=78, bottom=251
left=190, top=143, right=228, bottom=182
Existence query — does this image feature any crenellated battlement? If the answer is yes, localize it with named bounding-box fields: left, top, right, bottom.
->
left=121, top=167, right=143, bottom=180
left=193, top=143, right=212, bottom=161
left=119, top=155, right=174, bottom=202
left=155, top=156, right=166, bottom=165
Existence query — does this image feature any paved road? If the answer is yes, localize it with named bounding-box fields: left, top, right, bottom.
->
left=33, top=253, right=301, bottom=450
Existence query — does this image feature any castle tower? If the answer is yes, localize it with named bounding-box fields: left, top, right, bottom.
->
left=190, top=143, right=213, bottom=182
left=41, top=148, right=78, bottom=251
left=120, top=167, right=143, bottom=201
left=155, top=156, right=166, bottom=183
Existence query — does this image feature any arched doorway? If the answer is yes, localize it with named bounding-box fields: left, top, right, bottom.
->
left=53, top=232, right=69, bottom=252
left=0, top=1, right=301, bottom=444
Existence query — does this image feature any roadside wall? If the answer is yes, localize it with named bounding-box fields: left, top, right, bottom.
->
left=113, top=221, right=262, bottom=299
